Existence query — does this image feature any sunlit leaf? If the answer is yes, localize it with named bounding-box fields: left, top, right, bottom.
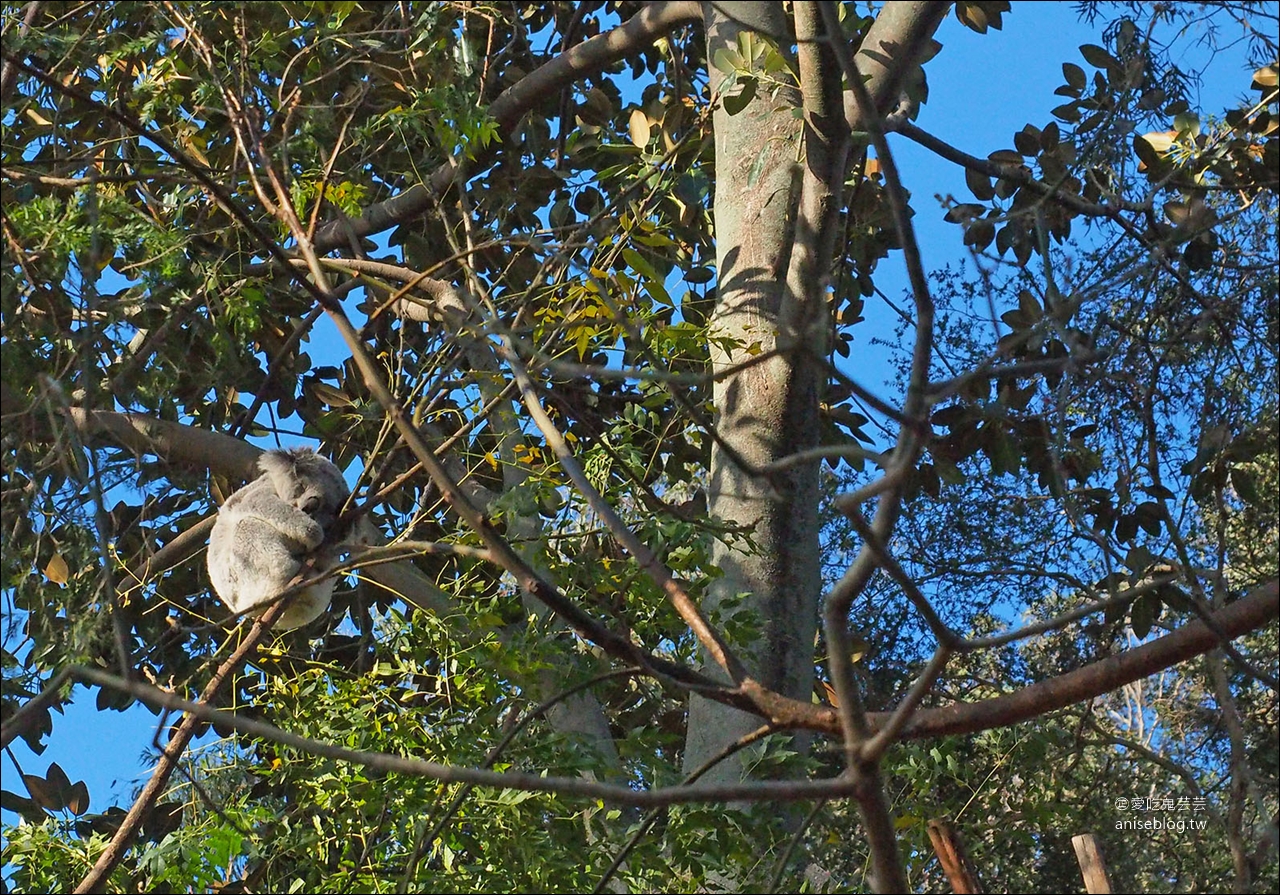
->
left=627, top=108, right=651, bottom=148
left=43, top=553, right=69, bottom=585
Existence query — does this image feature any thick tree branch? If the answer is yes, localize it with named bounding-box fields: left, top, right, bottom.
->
left=819, top=0, right=945, bottom=773
left=893, top=579, right=1278, bottom=739
left=0, top=389, right=458, bottom=616
left=0, top=0, right=42, bottom=101
left=1, top=383, right=262, bottom=479
left=716, top=576, right=1280, bottom=738
left=793, top=6, right=908, bottom=890
left=848, top=0, right=949, bottom=118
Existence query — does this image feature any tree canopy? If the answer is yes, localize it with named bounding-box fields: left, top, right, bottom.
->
left=1, top=2, right=1277, bottom=892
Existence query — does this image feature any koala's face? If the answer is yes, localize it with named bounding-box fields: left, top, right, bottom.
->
left=260, top=448, right=349, bottom=531
left=292, top=478, right=340, bottom=528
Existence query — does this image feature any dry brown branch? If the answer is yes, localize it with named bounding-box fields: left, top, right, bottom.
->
left=928, top=819, right=983, bottom=894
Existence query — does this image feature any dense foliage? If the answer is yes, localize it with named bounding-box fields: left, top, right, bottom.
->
left=2, top=2, right=1276, bottom=892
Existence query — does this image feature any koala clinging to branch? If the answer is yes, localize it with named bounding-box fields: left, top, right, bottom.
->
left=207, top=447, right=351, bottom=629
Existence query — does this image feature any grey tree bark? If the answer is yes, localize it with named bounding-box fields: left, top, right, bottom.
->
left=685, top=0, right=949, bottom=783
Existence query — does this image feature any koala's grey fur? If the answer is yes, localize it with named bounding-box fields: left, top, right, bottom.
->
left=207, top=447, right=350, bottom=629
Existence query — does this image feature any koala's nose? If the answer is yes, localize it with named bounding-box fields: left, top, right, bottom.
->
left=301, top=495, right=322, bottom=514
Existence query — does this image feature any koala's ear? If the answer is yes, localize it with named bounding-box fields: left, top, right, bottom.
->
left=257, top=448, right=303, bottom=497
left=294, top=449, right=349, bottom=499
left=259, top=447, right=325, bottom=475
left=257, top=449, right=296, bottom=478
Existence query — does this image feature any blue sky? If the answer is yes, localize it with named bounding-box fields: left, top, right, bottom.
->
left=3, top=1, right=1264, bottom=830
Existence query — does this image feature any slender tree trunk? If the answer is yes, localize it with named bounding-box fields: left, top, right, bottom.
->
left=686, top=0, right=822, bottom=782
left=685, top=0, right=950, bottom=783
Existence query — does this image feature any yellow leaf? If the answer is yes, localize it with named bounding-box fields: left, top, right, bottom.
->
left=44, top=553, right=70, bottom=585
left=628, top=108, right=652, bottom=148
left=1139, top=130, right=1176, bottom=154
left=662, top=122, right=678, bottom=154
left=849, top=634, right=868, bottom=663
left=485, top=451, right=498, bottom=470
left=178, top=132, right=210, bottom=169
left=822, top=680, right=839, bottom=707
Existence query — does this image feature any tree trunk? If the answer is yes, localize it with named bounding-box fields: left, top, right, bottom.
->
left=686, top=0, right=949, bottom=783
left=686, top=0, right=822, bottom=782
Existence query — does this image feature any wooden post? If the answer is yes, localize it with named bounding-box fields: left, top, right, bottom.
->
left=1072, top=833, right=1113, bottom=893
left=927, top=819, right=982, bottom=893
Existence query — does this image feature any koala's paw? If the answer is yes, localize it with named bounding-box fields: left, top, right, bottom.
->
left=299, top=517, right=326, bottom=550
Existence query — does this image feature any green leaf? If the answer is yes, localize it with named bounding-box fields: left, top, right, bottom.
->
left=622, top=247, right=659, bottom=285
left=1133, top=132, right=1172, bottom=174
left=964, top=217, right=996, bottom=250
left=1135, top=502, right=1163, bottom=536
left=1079, top=44, right=1120, bottom=72
left=1130, top=592, right=1162, bottom=639
left=1124, top=545, right=1155, bottom=574
left=1252, top=64, right=1279, bottom=89
left=1062, top=62, right=1087, bottom=90
left=0, top=789, right=39, bottom=818
left=1173, top=112, right=1201, bottom=138
left=965, top=166, right=995, bottom=200
left=988, top=149, right=1024, bottom=166
left=1230, top=466, right=1262, bottom=505
left=985, top=425, right=1020, bottom=476
left=66, top=781, right=90, bottom=816
left=711, top=47, right=742, bottom=74
left=1051, top=102, right=1081, bottom=122
left=944, top=203, right=985, bottom=223
left=1018, top=290, right=1043, bottom=321
left=1040, top=121, right=1060, bottom=151
left=723, top=76, right=757, bottom=116
left=1115, top=513, right=1139, bottom=544
left=627, top=108, right=652, bottom=148
left=1013, top=126, right=1042, bottom=156
left=23, top=774, right=60, bottom=812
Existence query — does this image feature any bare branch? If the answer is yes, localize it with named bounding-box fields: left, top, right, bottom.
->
left=896, top=579, right=1278, bottom=739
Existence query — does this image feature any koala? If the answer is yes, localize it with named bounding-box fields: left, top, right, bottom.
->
left=207, top=447, right=351, bottom=629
